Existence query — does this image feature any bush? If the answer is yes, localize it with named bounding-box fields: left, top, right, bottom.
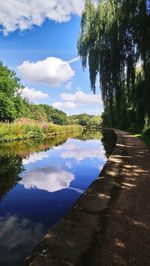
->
left=0, top=120, right=83, bottom=142
left=143, top=127, right=150, bottom=136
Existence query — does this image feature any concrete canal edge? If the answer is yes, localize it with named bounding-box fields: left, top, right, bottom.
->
left=26, top=129, right=125, bottom=266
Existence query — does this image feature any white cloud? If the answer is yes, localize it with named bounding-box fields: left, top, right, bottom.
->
left=53, top=101, right=76, bottom=109
left=61, top=90, right=101, bottom=104
left=20, top=166, right=75, bottom=192
left=21, top=87, right=49, bottom=101
left=52, top=90, right=103, bottom=114
left=0, top=0, right=85, bottom=35
left=18, top=57, right=75, bottom=87
left=23, top=151, right=49, bottom=165
left=55, top=139, right=106, bottom=162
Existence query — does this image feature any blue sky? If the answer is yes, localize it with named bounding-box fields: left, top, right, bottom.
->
left=0, top=0, right=103, bottom=115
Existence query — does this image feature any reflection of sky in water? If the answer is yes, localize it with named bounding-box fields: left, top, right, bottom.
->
left=0, top=136, right=106, bottom=266
left=0, top=215, right=44, bottom=266
left=20, top=166, right=75, bottom=192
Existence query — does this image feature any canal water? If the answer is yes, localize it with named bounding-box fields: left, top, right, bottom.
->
left=0, top=130, right=108, bottom=266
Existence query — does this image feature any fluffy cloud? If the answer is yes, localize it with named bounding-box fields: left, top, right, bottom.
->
left=21, top=87, right=49, bottom=101
left=52, top=90, right=103, bottom=114
left=55, top=139, right=106, bottom=162
left=0, top=0, right=85, bottom=35
left=53, top=101, right=76, bottom=110
left=18, top=57, right=75, bottom=87
left=23, top=151, right=49, bottom=165
left=61, top=90, right=100, bottom=104
left=20, top=166, right=75, bottom=192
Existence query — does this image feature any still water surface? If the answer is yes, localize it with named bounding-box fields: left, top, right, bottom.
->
left=0, top=130, right=107, bottom=266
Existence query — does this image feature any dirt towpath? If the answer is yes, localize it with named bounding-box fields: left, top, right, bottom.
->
left=86, top=131, right=150, bottom=266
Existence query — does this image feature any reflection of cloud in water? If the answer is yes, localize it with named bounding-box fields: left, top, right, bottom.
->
left=20, top=167, right=75, bottom=192
left=65, top=161, right=72, bottom=169
left=55, top=139, right=106, bottom=162
left=23, top=151, right=49, bottom=165
left=0, top=215, right=43, bottom=265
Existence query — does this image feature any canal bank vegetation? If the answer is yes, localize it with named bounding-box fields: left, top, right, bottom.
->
left=78, top=0, right=150, bottom=137
left=0, top=119, right=83, bottom=142
left=133, top=127, right=150, bottom=147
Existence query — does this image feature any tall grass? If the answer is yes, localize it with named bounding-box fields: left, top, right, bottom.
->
left=0, top=118, right=83, bottom=142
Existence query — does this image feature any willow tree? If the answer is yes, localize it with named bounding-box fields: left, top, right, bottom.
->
left=78, top=0, right=150, bottom=130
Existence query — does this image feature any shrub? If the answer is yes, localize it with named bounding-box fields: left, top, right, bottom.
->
left=143, top=127, right=150, bottom=136
left=0, top=120, right=83, bottom=142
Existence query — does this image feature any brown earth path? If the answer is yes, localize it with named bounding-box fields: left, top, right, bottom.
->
left=86, top=131, right=150, bottom=266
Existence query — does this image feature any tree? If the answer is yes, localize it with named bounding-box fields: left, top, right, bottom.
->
left=40, top=105, right=68, bottom=125
left=0, top=62, right=21, bottom=97
left=0, top=62, right=22, bottom=122
left=78, top=0, right=150, bottom=130
left=0, top=92, right=17, bottom=122
left=68, top=114, right=102, bottom=128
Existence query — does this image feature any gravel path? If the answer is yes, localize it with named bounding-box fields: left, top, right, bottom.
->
left=87, top=131, right=150, bottom=266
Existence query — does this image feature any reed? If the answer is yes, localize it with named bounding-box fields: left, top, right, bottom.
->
left=0, top=119, right=83, bottom=142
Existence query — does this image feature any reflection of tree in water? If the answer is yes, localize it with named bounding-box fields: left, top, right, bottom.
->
left=0, top=156, right=23, bottom=200
left=76, top=130, right=102, bottom=141
left=75, top=129, right=116, bottom=158
left=101, top=130, right=117, bottom=158
left=0, top=130, right=82, bottom=158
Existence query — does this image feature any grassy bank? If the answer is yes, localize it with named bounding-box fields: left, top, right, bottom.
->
left=0, top=119, right=83, bottom=142
left=131, top=127, right=150, bottom=147
left=134, top=133, right=150, bottom=147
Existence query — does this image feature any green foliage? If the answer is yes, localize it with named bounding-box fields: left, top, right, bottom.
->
left=0, top=156, right=22, bottom=199
left=0, top=62, right=22, bottom=122
left=68, top=114, right=102, bottom=128
left=40, top=104, right=68, bottom=125
left=134, top=132, right=150, bottom=147
left=77, top=130, right=102, bottom=141
left=0, top=92, right=17, bottom=122
left=0, top=62, right=21, bottom=97
left=78, top=0, right=150, bottom=130
left=0, top=119, right=83, bottom=142
left=143, top=127, right=150, bottom=136
left=27, top=104, right=48, bottom=122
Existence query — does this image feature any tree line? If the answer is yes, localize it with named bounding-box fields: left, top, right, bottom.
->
left=68, top=114, right=102, bottom=128
left=78, top=0, right=150, bottom=131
